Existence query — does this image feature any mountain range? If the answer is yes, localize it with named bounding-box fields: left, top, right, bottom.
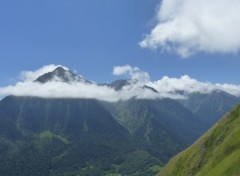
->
left=0, top=66, right=239, bottom=175
left=179, top=90, right=240, bottom=128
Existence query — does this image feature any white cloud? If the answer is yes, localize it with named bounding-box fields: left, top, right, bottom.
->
left=147, top=75, right=214, bottom=94
left=216, top=83, right=240, bottom=97
left=140, top=0, right=240, bottom=57
left=0, top=82, right=120, bottom=102
left=113, top=65, right=132, bottom=76
left=113, top=65, right=150, bottom=83
left=0, top=81, right=169, bottom=102
left=21, top=64, right=68, bottom=82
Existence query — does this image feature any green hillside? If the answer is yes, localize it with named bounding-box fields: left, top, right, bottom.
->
left=102, top=98, right=206, bottom=163
left=158, top=104, right=240, bottom=176
left=0, top=96, right=162, bottom=176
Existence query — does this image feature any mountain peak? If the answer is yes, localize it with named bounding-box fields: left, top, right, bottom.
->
left=109, top=79, right=158, bottom=92
left=54, top=66, right=68, bottom=72
left=109, top=79, right=131, bottom=90
left=34, top=67, right=90, bottom=84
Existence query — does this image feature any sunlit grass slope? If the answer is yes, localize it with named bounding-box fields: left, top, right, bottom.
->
left=158, top=104, right=240, bottom=176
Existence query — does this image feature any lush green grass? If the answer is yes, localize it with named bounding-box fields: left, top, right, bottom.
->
left=39, top=130, right=69, bottom=144
left=149, top=165, right=162, bottom=173
left=157, top=104, right=240, bottom=176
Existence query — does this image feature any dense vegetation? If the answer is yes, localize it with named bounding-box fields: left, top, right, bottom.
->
left=102, top=98, right=206, bottom=163
left=158, top=104, right=240, bottom=176
left=0, top=96, right=163, bottom=175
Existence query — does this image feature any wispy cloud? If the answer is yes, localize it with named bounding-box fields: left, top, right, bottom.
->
left=0, top=65, right=239, bottom=101
left=140, top=0, right=240, bottom=57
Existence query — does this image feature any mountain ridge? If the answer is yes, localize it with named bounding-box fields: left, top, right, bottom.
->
left=35, top=66, right=91, bottom=84
left=179, top=90, right=240, bottom=127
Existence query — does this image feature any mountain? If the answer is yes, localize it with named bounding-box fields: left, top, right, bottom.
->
left=158, top=104, right=240, bottom=176
left=35, top=66, right=91, bottom=84
left=102, top=98, right=207, bottom=164
left=103, top=79, right=207, bottom=164
left=1, top=67, right=234, bottom=175
left=109, top=79, right=131, bottom=90
left=0, top=68, right=164, bottom=175
left=179, top=90, right=240, bottom=127
left=108, top=79, right=158, bottom=92
left=0, top=96, right=137, bottom=176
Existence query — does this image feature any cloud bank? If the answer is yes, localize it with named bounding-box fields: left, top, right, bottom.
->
left=147, top=75, right=240, bottom=97
left=0, top=65, right=164, bottom=102
left=140, top=0, right=240, bottom=57
left=0, top=79, right=164, bottom=102
left=0, top=65, right=240, bottom=101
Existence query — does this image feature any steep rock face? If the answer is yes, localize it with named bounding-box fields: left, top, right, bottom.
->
left=158, top=104, right=240, bottom=176
left=179, top=90, right=240, bottom=127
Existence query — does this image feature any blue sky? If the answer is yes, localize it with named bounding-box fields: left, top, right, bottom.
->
left=1, top=0, right=240, bottom=86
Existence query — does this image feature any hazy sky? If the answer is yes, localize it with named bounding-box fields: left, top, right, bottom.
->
left=1, top=0, right=240, bottom=86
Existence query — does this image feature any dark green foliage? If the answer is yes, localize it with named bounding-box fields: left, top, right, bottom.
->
left=0, top=96, right=163, bottom=176
left=117, top=150, right=161, bottom=175
left=0, top=96, right=128, bottom=175
left=0, top=90, right=210, bottom=175
left=102, top=98, right=207, bottom=163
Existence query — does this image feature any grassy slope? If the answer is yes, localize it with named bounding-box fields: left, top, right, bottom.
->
left=157, top=104, right=240, bottom=176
